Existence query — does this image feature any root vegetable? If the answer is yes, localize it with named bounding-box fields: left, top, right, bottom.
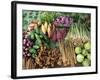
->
left=47, top=24, right=52, bottom=38
left=41, top=24, right=46, bottom=34
left=44, top=21, right=48, bottom=32
left=41, top=21, right=48, bottom=34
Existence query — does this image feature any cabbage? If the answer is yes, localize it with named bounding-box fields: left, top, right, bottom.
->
left=75, top=47, right=82, bottom=54
left=87, top=54, right=91, bottom=60
left=84, top=42, right=91, bottom=50
left=76, top=54, right=84, bottom=63
left=82, top=49, right=88, bottom=56
left=82, top=59, right=90, bottom=66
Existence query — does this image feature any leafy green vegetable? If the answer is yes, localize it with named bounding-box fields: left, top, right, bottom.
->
left=33, top=45, right=40, bottom=49
left=35, top=27, right=40, bottom=34
left=35, top=33, right=41, bottom=44
left=29, top=48, right=36, bottom=54
left=35, top=40, right=40, bottom=46
left=32, top=53, right=37, bottom=58
left=39, top=12, right=57, bottom=23
left=39, top=35, right=43, bottom=38
left=30, top=33, right=34, bottom=39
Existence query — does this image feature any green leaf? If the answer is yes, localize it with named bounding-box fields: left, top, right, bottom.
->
left=23, top=20, right=28, bottom=26
left=44, top=35, right=48, bottom=41
left=34, top=40, right=41, bottom=47
left=30, top=34, right=34, bottom=39
left=33, top=45, right=40, bottom=49
left=29, top=15, right=33, bottom=18
left=39, top=35, right=43, bottom=38
left=35, top=33, right=41, bottom=44
left=29, top=31, right=35, bottom=39
left=40, top=31, right=48, bottom=41
left=32, top=53, right=37, bottom=58
left=35, top=27, right=40, bottom=34
left=29, top=48, right=36, bottom=54
left=39, top=30, right=44, bottom=35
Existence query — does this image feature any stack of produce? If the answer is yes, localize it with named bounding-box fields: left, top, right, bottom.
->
left=64, top=20, right=91, bottom=67
left=75, top=41, right=91, bottom=66
left=34, top=45, right=62, bottom=68
left=23, top=44, right=63, bottom=69
left=22, top=31, right=34, bottom=69
left=23, top=31, right=33, bottom=59
left=51, top=16, right=73, bottom=42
